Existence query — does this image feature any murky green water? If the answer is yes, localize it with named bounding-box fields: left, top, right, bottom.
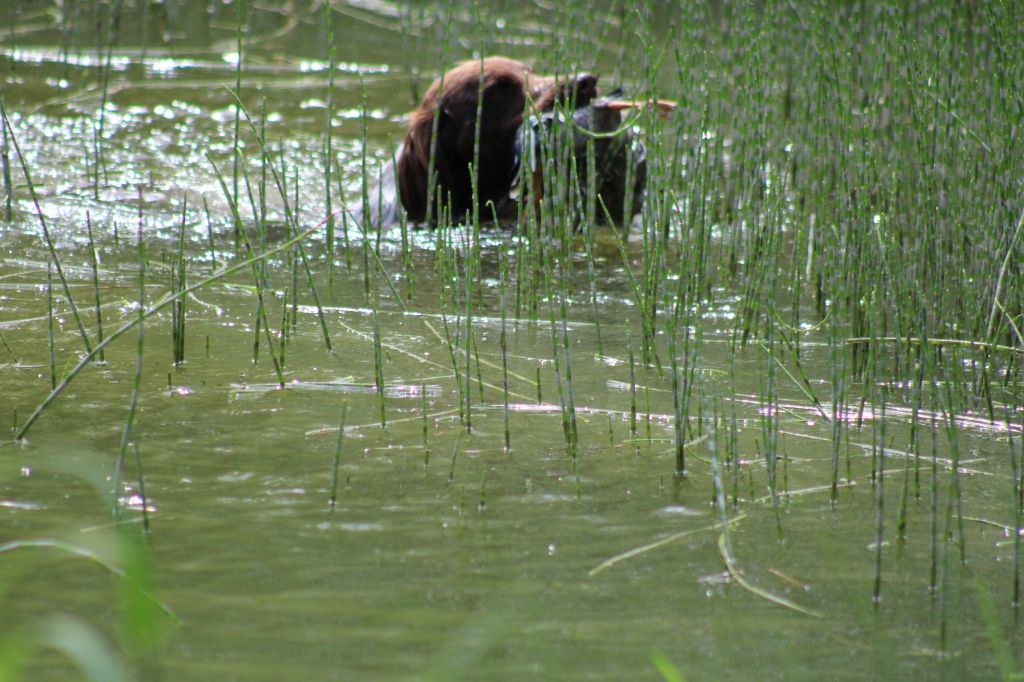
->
left=2, top=2, right=1022, bottom=680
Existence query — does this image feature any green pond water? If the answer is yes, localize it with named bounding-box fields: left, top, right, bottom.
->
left=2, top=2, right=1023, bottom=680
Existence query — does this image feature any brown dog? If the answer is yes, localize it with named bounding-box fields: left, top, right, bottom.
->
left=397, top=57, right=597, bottom=225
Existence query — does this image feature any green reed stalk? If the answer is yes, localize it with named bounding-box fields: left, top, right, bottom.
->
left=500, top=250, right=511, bottom=452
left=644, top=387, right=652, bottom=442
left=559, top=276, right=578, bottom=452
left=762, top=318, right=782, bottom=540
left=601, top=197, right=661, bottom=371
left=1012, top=405, right=1022, bottom=608
left=323, top=2, right=336, bottom=296
left=231, top=0, right=244, bottom=209
left=543, top=250, right=570, bottom=450
left=46, top=260, right=55, bottom=390
left=942, top=365, right=966, bottom=565
left=252, top=296, right=263, bottom=364
left=329, top=401, right=347, bottom=509
left=928, top=385, right=940, bottom=594
left=627, top=329, right=637, bottom=437
left=0, top=331, right=16, bottom=364
left=171, top=197, right=187, bottom=366
left=372, top=306, right=386, bottom=430
left=1, top=110, right=10, bottom=221
left=447, top=429, right=463, bottom=485
left=421, top=382, right=430, bottom=467
left=278, top=287, right=288, bottom=371
left=93, top=0, right=122, bottom=194
left=202, top=195, right=216, bottom=270
left=86, top=212, right=105, bottom=363
left=333, top=161, right=352, bottom=269
left=114, top=218, right=145, bottom=520
left=873, top=385, right=887, bottom=605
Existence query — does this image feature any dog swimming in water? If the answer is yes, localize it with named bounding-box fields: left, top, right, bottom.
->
left=357, top=57, right=673, bottom=229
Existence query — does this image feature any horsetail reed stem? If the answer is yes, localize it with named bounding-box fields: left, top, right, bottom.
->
left=372, top=307, right=386, bottom=430
left=231, top=0, right=244, bottom=208
left=559, top=278, right=578, bottom=452
left=329, top=401, right=347, bottom=509
left=115, top=217, right=146, bottom=520
left=448, top=429, right=463, bottom=484
left=86, top=212, right=105, bottom=362
left=627, top=329, right=637, bottom=437
left=2, top=100, right=93, bottom=355
left=94, top=0, right=121, bottom=193
left=0, top=331, right=16, bottom=364
left=500, top=249, right=511, bottom=452
left=323, top=1, right=336, bottom=296
left=202, top=195, right=216, bottom=269
left=462, top=201, right=476, bottom=434
left=46, top=260, right=55, bottom=390
left=1012, top=406, right=1022, bottom=608
left=873, top=385, right=887, bottom=605
left=171, top=196, right=187, bottom=366
left=421, top=382, right=430, bottom=467
left=252, top=297, right=263, bottom=364
left=601, top=196, right=661, bottom=370
left=1, top=109, right=10, bottom=221
left=278, top=287, right=288, bottom=370
left=132, top=439, right=150, bottom=535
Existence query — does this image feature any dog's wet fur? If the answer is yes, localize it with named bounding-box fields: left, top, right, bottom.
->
left=397, top=57, right=598, bottom=225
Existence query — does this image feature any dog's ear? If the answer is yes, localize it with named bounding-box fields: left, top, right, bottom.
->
left=398, top=129, right=428, bottom=222
left=533, top=73, right=599, bottom=111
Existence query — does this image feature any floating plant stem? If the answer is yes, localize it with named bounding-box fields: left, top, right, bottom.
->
left=329, top=401, right=347, bottom=509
